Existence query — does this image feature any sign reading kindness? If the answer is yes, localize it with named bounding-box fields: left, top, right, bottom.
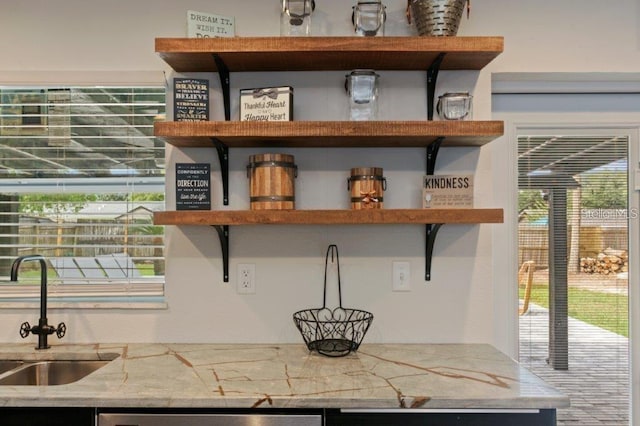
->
left=423, top=174, right=474, bottom=208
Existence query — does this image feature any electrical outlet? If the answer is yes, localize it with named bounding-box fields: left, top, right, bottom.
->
left=392, top=261, right=411, bottom=292
left=237, top=263, right=256, bottom=294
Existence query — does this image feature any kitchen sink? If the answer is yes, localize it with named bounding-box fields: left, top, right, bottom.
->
left=0, top=355, right=118, bottom=386
left=0, top=361, right=24, bottom=374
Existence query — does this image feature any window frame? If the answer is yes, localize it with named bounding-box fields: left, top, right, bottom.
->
left=0, top=83, right=167, bottom=307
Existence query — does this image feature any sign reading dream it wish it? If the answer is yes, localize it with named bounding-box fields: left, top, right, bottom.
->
left=187, top=10, right=235, bottom=38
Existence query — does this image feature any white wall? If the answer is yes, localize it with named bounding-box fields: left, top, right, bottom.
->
left=1, top=0, right=639, bottom=354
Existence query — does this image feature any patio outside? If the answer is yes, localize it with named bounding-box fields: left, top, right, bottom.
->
left=519, top=270, right=629, bottom=425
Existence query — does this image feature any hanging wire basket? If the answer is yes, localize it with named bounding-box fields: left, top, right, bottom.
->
left=293, top=245, right=374, bottom=357
left=407, top=0, right=469, bottom=36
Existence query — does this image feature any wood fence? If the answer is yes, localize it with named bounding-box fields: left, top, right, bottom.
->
left=519, top=224, right=627, bottom=269
left=17, top=222, right=161, bottom=260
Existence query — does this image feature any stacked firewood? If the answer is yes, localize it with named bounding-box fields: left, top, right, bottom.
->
left=580, top=248, right=628, bottom=275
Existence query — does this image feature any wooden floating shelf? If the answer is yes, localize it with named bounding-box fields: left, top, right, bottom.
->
left=154, top=121, right=504, bottom=148
left=155, top=36, right=504, bottom=72
left=154, top=35, right=505, bottom=282
left=154, top=209, right=504, bottom=226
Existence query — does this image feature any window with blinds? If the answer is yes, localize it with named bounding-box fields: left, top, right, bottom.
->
left=517, top=134, right=629, bottom=424
left=0, top=86, right=166, bottom=302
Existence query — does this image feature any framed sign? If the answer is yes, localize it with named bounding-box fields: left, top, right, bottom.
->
left=176, top=163, right=211, bottom=210
left=174, top=78, right=209, bottom=122
left=423, top=174, right=473, bottom=208
left=187, top=10, right=235, bottom=38
left=240, top=86, right=293, bottom=121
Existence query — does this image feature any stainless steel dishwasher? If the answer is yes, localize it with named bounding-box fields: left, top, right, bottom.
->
left=98, top=413, right=322, bottom=426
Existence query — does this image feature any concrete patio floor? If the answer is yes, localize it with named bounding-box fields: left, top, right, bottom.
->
left=519, top=304, right=629, bottom=425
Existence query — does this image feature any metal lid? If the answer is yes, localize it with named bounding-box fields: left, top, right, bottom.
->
left=346, top=69, right=380, bottom=77
left=439, top=91, right=472, bottom=99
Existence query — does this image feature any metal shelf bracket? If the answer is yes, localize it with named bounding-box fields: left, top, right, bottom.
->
left=210, top=138, right=229, bottom=206
left=425, top=223, right=443, bottom=281
left=424, top=136, right=446, bottom=281
left=212, top=54, right=231, bottom=121
left=426, top=136, right=445, bottom=175
left=212, top=225, right=230, bottom=282
left=426, top=52, right=446, bottom=121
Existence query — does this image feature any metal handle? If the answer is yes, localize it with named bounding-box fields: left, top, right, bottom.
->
left=19, top=321, right=31, bottom=338
left=348, top=175, right=387, bottom=191
left=56, top=322, right=67, bottom=339
left=322, top=244, right=342, bottom=308
left=282, top=0, right=316, bottom=17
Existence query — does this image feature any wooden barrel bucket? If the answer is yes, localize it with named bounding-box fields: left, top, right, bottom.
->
left=347, top=167, right=386, bottom=209
left=247, top=153, right=297, bottom=210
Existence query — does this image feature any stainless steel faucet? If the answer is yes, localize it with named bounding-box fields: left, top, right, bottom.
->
left=11, top=255, right=66, bottom=350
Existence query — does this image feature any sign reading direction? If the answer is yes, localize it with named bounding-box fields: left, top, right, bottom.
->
left=176, top=163, right=211, bottom=210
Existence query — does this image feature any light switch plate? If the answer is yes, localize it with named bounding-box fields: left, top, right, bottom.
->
left=392, top=261, right=411, bottom=292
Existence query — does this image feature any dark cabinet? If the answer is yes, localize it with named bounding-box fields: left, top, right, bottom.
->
left=325, top=409, right=557, bottom=426
left=0, top=408, right=94, bottom=426
left=0, top=406, right=557, bottom=426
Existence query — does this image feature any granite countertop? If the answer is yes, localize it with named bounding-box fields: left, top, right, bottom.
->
left=0, top=343, right=569, bottom=410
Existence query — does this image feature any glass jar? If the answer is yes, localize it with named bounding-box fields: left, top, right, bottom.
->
left=281, top=0, right=315, bottom=36
left=352, top=1, right=386, bottom=37
left=345, top=70, right=380, bottom=121
left=436, top=92, right=473, bottom=120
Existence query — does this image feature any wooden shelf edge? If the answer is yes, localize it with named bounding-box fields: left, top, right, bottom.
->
left=154, top=120, right=504, bottom=148
left=154, top=208, right=504, bottom=226
left=155, top=120, right=504, bottom=134
left=155, top=36, right=504, bottom=52
left=155, top=36, right=503, bottom=72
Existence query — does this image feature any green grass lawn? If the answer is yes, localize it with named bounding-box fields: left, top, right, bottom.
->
left=136, top=263, right=156, bottom=276
left=14, top=262, right=155, bottom=279
left=520, top=284, right=629, bottom=337
left=8, top=269, right=58, bottom=281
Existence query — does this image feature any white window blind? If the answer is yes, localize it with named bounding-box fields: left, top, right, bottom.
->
left=0, top=86, right=166, bottom=302
left=517, top=133, right=629, bottom=423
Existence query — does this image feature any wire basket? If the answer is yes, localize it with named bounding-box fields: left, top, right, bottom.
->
left=293, top=245, right=374, bottom=357
left=407, top=0, right=469, bottom=36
